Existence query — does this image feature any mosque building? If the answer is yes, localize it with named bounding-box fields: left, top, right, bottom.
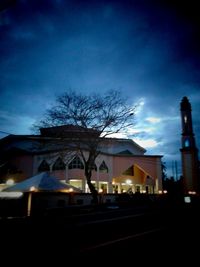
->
left=0, top=125, right=163, bottom=194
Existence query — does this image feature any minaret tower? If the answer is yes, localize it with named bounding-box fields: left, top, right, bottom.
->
left=180, top=96, right=199, bottom=193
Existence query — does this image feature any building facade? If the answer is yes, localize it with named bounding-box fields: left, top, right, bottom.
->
left=0, top=125, right=163, bottom=194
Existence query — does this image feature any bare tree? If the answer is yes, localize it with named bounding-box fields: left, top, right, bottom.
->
left=34, top=89, right=136, bottom=203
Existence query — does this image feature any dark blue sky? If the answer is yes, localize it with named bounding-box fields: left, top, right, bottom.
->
left=0, top=0, right=200, bottom=177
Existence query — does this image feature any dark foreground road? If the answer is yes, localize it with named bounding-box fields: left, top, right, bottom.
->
left=0, top=203, right=199, bottom=264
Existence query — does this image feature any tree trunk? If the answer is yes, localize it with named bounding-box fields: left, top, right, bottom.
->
left=85, top=168, right=98, bottom=204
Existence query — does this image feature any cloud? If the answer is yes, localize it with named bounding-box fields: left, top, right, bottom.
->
left=134, top=138, right=159, bottom=149
left=0, top=111, right=35, bottom=135
left=0, top=0, right=200, bottom=178
left=145, top=117, right=161, bottom=123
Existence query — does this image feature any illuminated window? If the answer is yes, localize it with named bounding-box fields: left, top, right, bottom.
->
left=68, top=156, right=84, bottom=169
left=52, top=157, right=65, bottom=170
left=184, top=115, right=187, bottom=123
left=99, top=161, right=108, bottom=173
left=185, top=139, right=190, bottom=147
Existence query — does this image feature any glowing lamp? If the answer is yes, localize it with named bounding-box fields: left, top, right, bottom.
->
left=30, top=186, right=36, bottom=192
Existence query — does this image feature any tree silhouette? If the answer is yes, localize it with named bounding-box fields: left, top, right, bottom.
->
left=33, top=89, right=136, bottom=203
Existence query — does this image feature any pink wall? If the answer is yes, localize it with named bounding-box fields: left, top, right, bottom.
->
left=51, top=170, right=65, bottom=180
left=68, top=169, right=85, bottom=179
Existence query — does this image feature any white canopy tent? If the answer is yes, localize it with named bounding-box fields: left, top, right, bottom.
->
left=2, top=172, right=82, bottom=216
left=3, top=172, right=82, bottom=193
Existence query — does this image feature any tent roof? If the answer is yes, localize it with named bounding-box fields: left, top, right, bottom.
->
left=3, top=172, right=82, bottom=192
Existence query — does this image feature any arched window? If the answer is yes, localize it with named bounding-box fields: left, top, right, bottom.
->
left=52, top=157, right=65, bottom=170
left=68, top=156, right=84, bottom=169
left=38, top=160, right=50, bottom=172
left=99, top=161, right=108, bottom=173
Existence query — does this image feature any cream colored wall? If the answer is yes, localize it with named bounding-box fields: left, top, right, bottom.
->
left=113, top=156, right=160, bottom=178
left=134, top=165, right=146, bottom=184
left=112, top=155, right=162, bottom=193
left=33, top=151, right=162, bottom=193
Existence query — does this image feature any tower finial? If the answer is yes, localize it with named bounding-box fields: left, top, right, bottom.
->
left=180, top=96, right=191, bottom=111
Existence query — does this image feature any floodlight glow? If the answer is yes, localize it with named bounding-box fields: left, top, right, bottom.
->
left=6, top=179, right=14, bottom=186
left=184, top=196, right=191, bottom=203
left=188, top=191, right=196, bottom=195
left=0, top=192, right=23, bottom=198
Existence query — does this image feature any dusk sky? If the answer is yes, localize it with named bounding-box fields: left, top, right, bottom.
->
left=0, top=0, right=200, bottom=178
